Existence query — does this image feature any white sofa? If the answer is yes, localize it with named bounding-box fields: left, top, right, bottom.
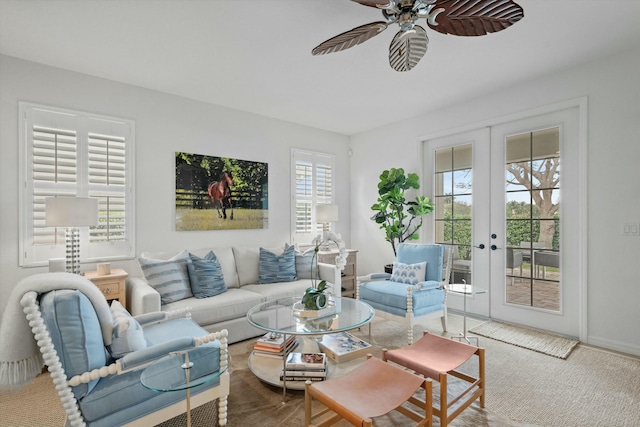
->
left=127, top=246, right=340, bottom=344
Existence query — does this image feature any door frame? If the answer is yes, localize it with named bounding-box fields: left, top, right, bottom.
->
left=418, top=97, right=588, bottom=341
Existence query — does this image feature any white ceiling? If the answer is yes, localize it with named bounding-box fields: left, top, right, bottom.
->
left=1, top=0, right=640, bottom=135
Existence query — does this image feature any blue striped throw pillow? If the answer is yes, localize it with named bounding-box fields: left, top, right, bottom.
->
left=259, top=244, right=297, bottom=284
left=187, top=251, right=227, bottom=298
left=139, top=249, right=193, bottom=304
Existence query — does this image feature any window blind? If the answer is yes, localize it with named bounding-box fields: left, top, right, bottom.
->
left=19, top=103, right=135, bottom=267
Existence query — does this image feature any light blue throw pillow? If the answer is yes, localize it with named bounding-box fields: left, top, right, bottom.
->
left=108, top=300, right=146, bottom=359
left=259, top=244, right=297, bottom=284
left=390, top=261, right=427, bottom=285
left=187, top=251, right=227, bottom=298
left=139, top=249, right=192, bottom=304
left=295, top=248, right=317, bottom=280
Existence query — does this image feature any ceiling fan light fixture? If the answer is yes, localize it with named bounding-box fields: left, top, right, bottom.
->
left=312, top=0, right=523, bottom=71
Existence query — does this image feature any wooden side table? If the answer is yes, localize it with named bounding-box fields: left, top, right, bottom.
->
left=85, top=268, right=128, bottom=308
left=318, top=249, right=357, bottom=298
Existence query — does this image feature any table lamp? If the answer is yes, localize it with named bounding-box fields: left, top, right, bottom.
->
left=45, top=197, right=99, bottom=275
left=316, top=204, right=338, bottom=250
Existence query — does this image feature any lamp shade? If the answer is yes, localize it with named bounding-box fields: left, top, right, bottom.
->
left=316, top=204, right=339, bottom=222
left=45, top=197, right=99, bottom=227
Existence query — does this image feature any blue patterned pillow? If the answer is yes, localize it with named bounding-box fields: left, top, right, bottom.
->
left=259, top=244, right=297, bottom=284
left=390, top=261, right=427, bottom=285
left=109, top=300, right=146, bottom=359
left=139, top=249, right=192, bottom=304
left=187, top=251, right=227, bottom=298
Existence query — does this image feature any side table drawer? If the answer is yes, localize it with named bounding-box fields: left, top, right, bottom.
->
left=96, top=280, right=121, bottom=299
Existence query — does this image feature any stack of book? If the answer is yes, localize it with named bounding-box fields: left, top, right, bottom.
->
left=318, top=331, right=372, bottom=363
left=280, top=352, right=327, bottom=382
left=253, top=332, right=298, bottom=358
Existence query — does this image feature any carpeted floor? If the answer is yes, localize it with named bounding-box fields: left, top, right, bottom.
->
left=2, top=315, right=640, bottom=426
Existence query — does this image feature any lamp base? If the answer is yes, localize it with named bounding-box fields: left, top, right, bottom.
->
left=65, top=227, right=81, bottom=275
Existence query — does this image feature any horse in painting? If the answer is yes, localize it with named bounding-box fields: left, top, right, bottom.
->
left=208, top=171, right=234, bottom=220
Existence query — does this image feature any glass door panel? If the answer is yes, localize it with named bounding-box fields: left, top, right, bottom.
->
left=505, top=128, right=561, bottom=312
left=435, top=144, right=473, bottom=284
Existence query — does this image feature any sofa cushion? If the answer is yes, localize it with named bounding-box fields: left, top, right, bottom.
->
left=185, top=247, right=239, bottom=289
left=162, top=288, right=264, bottom=326
left=108, top=300, right=146, bottom=359
left=40, top=290, right=107, bottom=400
left=295, top=248, right=317, bottom=280
left=139, top=249, right=192, bottom=304
left=242, top=279, right=315, bottom=302
left=390, top=261, right=427, bottom=285
left=233, top=245, right=283, bottom=286
left=187, top=251, right=227, bottom=298
left=259, top=245, right=296, bottom=284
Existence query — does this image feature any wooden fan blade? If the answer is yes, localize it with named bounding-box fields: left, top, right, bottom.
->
left=312, top=22, right=388, bottom=55
left=388, top=25, right=428, bottom=72
left=429, top=0, right=524, bottom=36
left=351, top=0, right=394, bottom=8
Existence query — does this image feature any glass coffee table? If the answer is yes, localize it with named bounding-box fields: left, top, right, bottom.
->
left=246, top=296, right=375, bottom=400
left=141, top=347, right=228, bottom=427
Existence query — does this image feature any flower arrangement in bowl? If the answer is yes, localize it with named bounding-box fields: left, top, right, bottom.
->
left=300, top=232, right=347, bottom=311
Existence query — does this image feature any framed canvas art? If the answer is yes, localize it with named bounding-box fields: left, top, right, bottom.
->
left=175, top=152, right=268, bottom=230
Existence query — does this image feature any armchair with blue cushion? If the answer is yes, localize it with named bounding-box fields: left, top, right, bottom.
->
left=15, top=273, right=229, bottom=427
left=357, top=243, right=449, bottom=345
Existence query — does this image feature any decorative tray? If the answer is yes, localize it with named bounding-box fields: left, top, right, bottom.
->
left=292, top=299, right=336, bottom=318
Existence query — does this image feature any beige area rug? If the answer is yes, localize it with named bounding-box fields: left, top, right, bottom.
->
left=468, top=320, right=579, bottom=359
left=2, top=315, right=640, bottom=426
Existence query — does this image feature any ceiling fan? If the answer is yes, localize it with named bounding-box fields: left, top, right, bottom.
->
left=312, top=0, right=524, bottom=72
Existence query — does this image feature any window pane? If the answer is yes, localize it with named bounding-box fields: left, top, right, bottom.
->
left=505, top=127, right=560, bottom=311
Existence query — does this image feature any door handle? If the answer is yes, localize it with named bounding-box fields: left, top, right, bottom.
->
left=475, top=244, right=485, bottom=249
left=491, top=245, right=498, bottom=250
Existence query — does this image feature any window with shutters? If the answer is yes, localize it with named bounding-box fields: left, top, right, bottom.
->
left=291, top=149, right=335, bottom=244
left=19, top=103, right=135, bottom=267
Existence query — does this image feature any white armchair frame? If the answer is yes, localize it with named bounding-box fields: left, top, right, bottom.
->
left=21, top=291, right=230, bottom=427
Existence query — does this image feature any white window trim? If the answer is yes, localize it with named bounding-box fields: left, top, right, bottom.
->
left=19, top=102, right=136, bottom=267
left=291, top=148, right=336, bottom=245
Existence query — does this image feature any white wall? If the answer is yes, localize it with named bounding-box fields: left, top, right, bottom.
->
left=350, top=47, right=640, bottom=356
left=0, top=56, right=350, bottom=321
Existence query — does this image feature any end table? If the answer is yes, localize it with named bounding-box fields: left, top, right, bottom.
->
left=85, top=268, right=128, bottom=308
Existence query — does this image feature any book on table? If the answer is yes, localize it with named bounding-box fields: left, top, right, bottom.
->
left=254, top=332, right=295, bottom=350
left=253, top=336, right=298, bottom=358
left=285, top=352, right=327, bottom=370
left=317, top=331, right=372, bottom=363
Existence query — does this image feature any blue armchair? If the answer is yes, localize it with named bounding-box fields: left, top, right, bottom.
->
left=20, top=281, right=229, bottom=427
left=357, top=243, right=448, bottom=345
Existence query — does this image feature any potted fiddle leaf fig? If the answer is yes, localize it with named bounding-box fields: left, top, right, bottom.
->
left=371, top=168, right=434, bottom=270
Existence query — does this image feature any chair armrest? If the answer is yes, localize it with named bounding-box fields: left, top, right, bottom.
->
left=417, top=280, right=441, bottom=291
left=358, top=273, right=392, bottom=282
left=119, top=337, right=197, bottom=372
left=127, top=277, right=161, bottom=316
left=134, top=307, right=192, bottom=327
left=318, top=262, right=341, bottom=288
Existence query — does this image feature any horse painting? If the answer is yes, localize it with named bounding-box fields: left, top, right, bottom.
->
left=208, top=171, right=234, bottom=220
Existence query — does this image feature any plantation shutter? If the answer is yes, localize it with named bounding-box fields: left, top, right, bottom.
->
left=291, top=149, right=335, bottom=244
left=20, top=103, right=135, bottom=267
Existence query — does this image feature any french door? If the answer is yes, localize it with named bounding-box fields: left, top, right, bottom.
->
left=423, top=106, right=583, bottom=337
